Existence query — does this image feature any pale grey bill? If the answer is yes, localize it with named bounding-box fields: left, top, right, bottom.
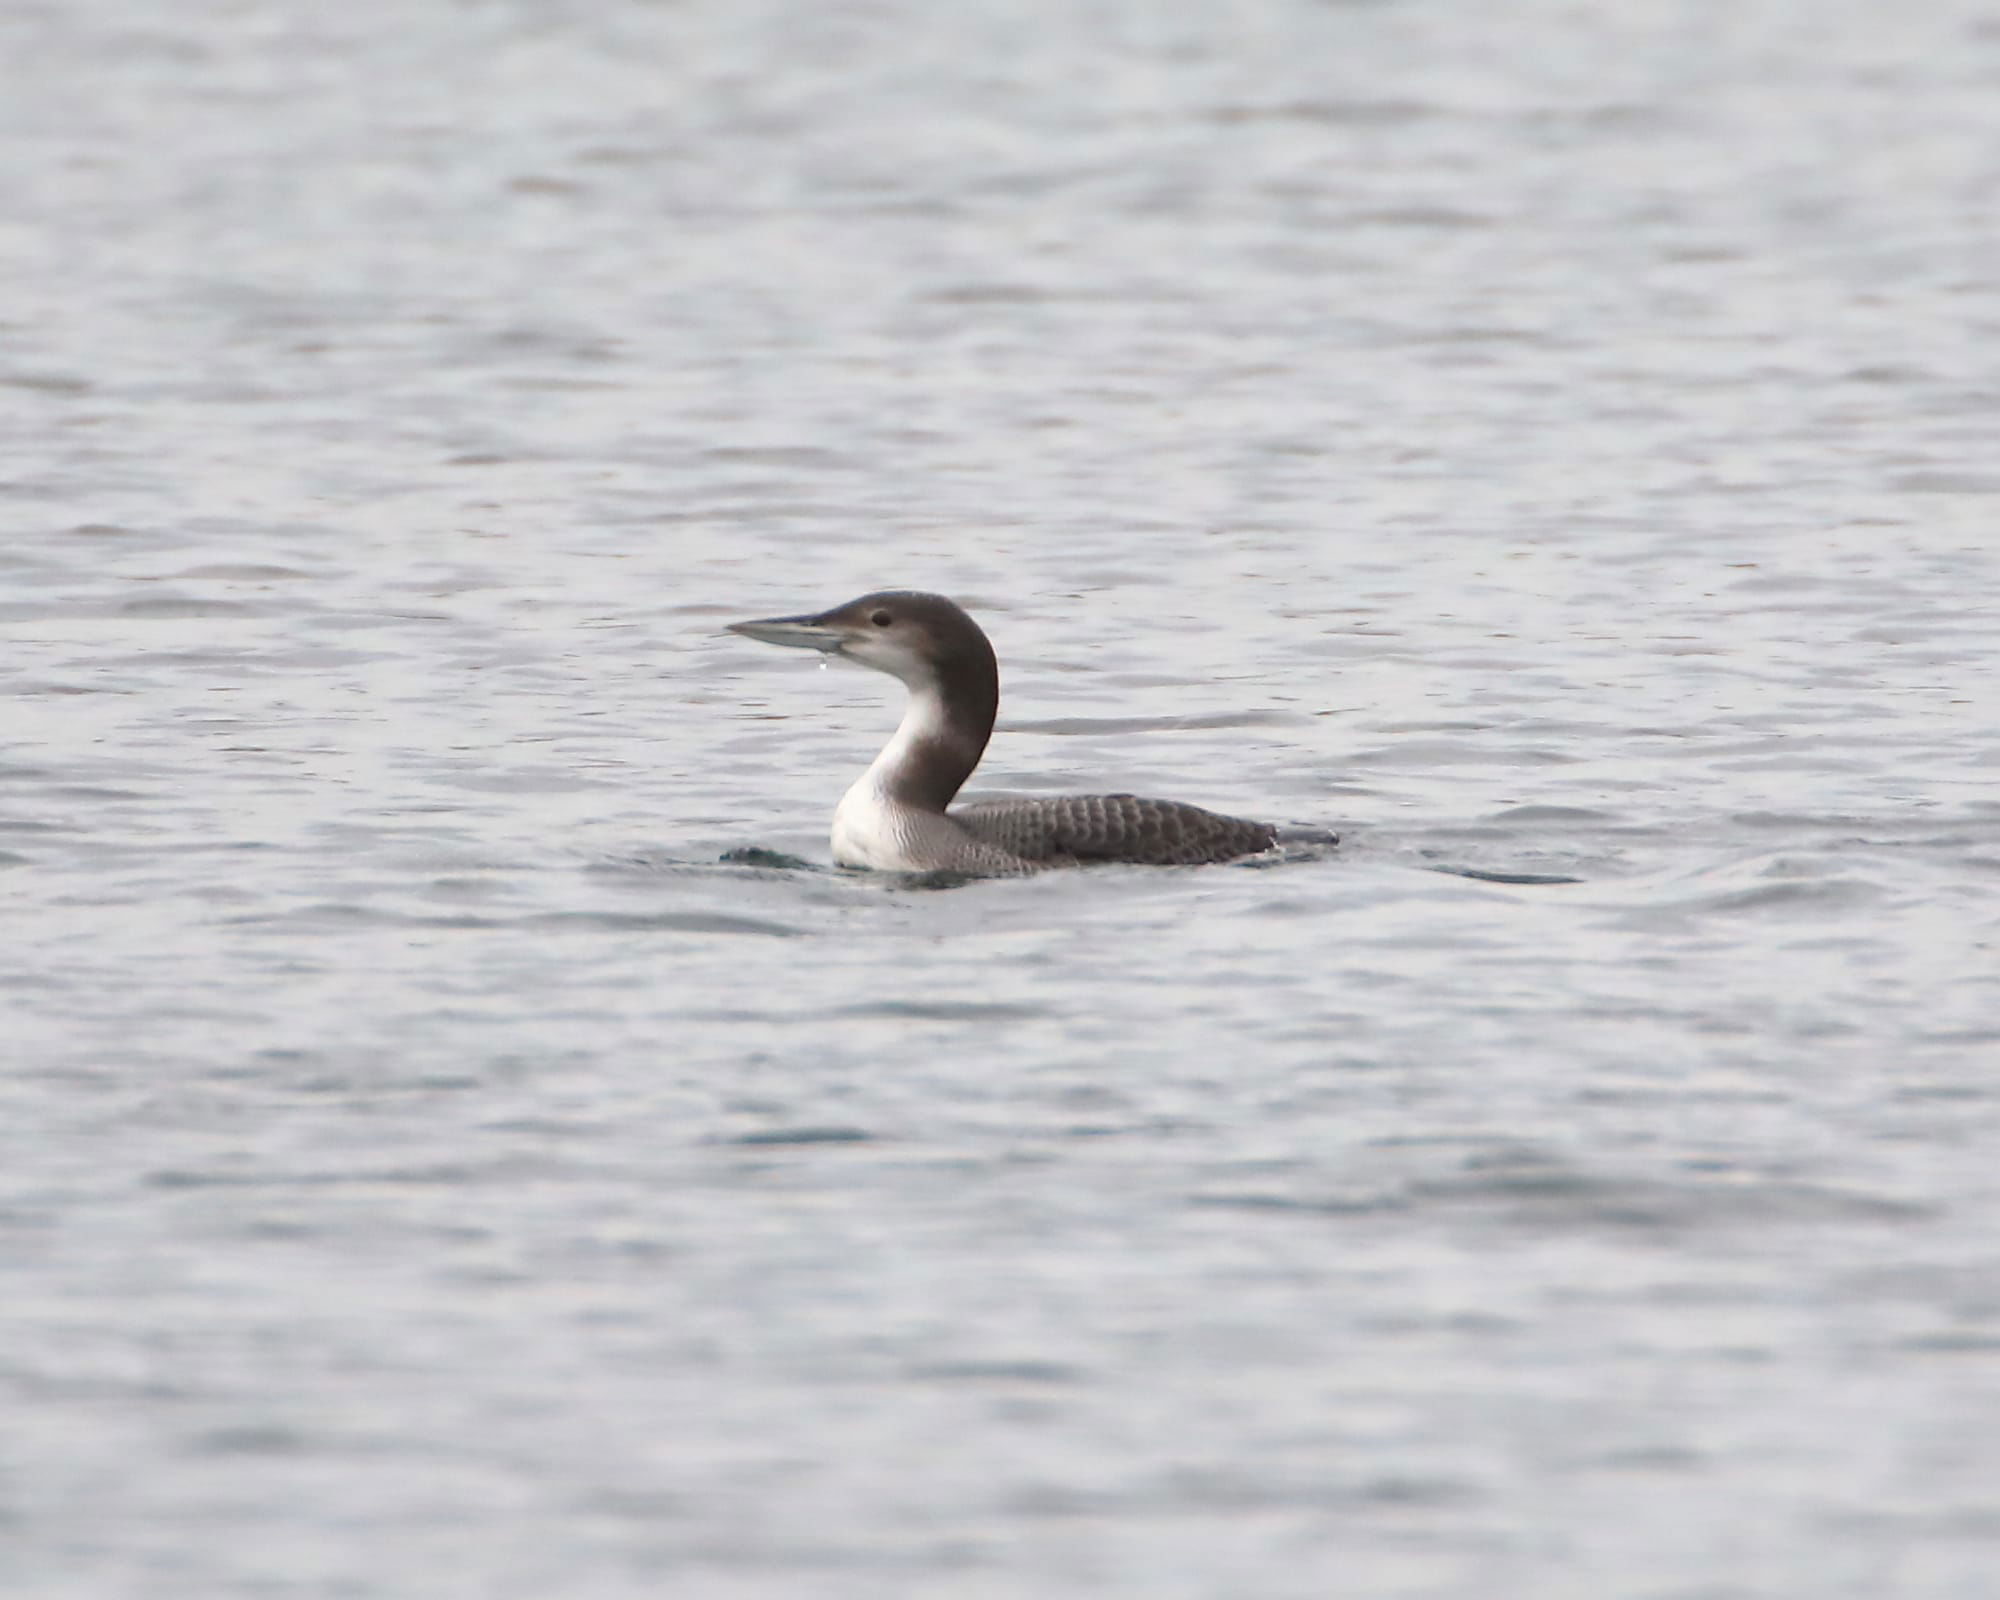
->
left=727, top=616, right=846, bottom=652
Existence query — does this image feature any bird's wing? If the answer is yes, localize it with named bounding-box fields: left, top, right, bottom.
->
left=950, top=794, right=1277, bottom=866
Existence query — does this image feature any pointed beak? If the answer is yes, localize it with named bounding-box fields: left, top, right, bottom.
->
left=726, top=612, right=847, bottom=653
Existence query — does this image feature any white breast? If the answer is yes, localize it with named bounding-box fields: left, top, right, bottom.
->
left=831, top=776, right=923, bottom=870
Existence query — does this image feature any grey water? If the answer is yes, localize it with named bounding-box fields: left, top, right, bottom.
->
left=6, top=1, right=2000, bottom=1595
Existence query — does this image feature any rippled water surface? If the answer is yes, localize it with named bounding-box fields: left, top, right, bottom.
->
left=8, top=2, right=2000, bottom=1595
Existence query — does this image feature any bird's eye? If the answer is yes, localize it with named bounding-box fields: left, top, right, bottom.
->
left=870, top=610, right=892, bottom=627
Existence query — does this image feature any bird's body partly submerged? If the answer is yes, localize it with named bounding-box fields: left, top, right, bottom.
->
left=727, top=590, right=1323, bottom=876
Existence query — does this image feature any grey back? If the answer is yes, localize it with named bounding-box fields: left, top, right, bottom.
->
left=952, top=794, right=1277, bottom=866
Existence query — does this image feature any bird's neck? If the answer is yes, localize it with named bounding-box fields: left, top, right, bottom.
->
left=865, top=669, right=995, bottom=813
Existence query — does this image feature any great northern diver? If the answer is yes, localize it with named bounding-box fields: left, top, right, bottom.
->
left=729, top=590, right=1314, bottom=875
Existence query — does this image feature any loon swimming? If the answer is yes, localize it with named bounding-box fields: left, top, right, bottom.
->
left=728, top=590, right=1315, bottom=875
